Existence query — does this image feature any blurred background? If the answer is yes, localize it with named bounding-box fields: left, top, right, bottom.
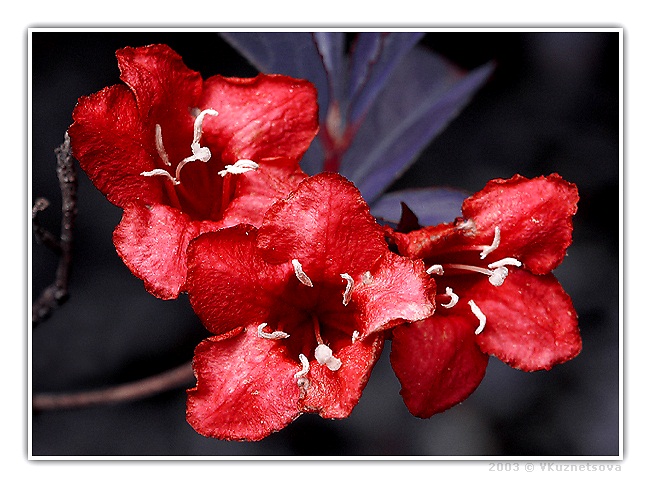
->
left=30, top=30, right=620, bottom=456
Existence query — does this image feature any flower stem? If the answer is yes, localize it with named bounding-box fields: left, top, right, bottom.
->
left=32, top=361, right=195, bottom=411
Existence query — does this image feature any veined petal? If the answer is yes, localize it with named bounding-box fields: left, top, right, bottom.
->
left=221, top=157, right=308, bottom=228
left=69, top=85, right=163, bottom=208
left=257, top=173, right=389, bottom=280
left=352, top=253, right=437, bottom=337
left=199, top=74, right=319, bottom=164
left=469, top=269, right=581, bottom=371
left=186, top=226, right=292, bottom=336
left=390, top=314, right=489, bottom=418
left=187, top=326, right=302, bottom=442
left=462, top=174, right=579, bottom=274
left=113, top=203, right=223, bottom=300
left=301, top=334, right=384, bottom=419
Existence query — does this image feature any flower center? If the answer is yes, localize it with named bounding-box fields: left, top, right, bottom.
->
left=140, top=109, right=260, bottom=221
left=426, top=225, right=523, bottom=335
left=141, top=109, right=219, bottom=186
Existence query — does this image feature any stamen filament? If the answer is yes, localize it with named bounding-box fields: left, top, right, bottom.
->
left=218, top=159, right=260, bottom=177
left=468, top=300, right=487, bottom=335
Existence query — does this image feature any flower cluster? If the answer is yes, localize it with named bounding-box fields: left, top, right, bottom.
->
left=69, top=44, right=581, bottom=441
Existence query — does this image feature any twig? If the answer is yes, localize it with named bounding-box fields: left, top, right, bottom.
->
left=32, top=133, right=77, bottom=325
left=32, top=361, right=195, bottom=411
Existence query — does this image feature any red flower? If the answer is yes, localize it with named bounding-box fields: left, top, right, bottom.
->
left=68, top=44, right=317, bottom=299
left=386, top=174, right=581, bottom=418
left=184, top=173, right=437, bottom=441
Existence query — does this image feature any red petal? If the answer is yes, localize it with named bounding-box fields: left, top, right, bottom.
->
left=187, top=326, right=302, bottom=441
left=69, top=45, right=203, bottom=208
left=69, top=85, right=163, bottom=208
left=185, top=226, right=292, bottom=336
left=257, top=173, right=389, bottom=278
left=301, top=335, right=384, bottom=418
left=220, top=157, right=308, bottom=228
left=199, top=74, right=319, bottom=164
left=462, top=174, right=579, bottom=274
left=117, top=45, right=201, bottom=161
left=352, top=252, right=437, bottom=336
left=113, top=203, right=222, bottom=300
left=390, top=315, right=489, bottom=418
left=469, top=269, right=581, bottom=371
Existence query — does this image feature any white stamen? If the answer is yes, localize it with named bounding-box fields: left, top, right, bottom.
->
left=192, top=109, right=219, bottom=146
left=155, top=124, right=171, bottom=166
left=257, top=323, right=290, bottom=340
left=480, top=226, right=501, bottom=259
left=292, top=259, right=313, bottom=287
left=362, top=271, right=373, bottom=285
left=426, top=264, right=444, bottom=275
left=488, top=267, right=509, bottom=286
left=294, top=353, right=310, bottom=379
left=456, top=218, right=477, bottom=235
left=468, top=300, right=487, bottom=335
left=488, top=257, right=522, bottom=269
left=441, top=287, right=459, bottom=308
left=314, top=344, right=342, bottom=371
left=149, top=109, right=218, bottom=185
left=218, top=159, right=260, bottom=177
left=487, top=257, right=521, bottom=286
left=351, top=330, right=360, bottom=343
left=140, top=168, right=178, bottom=184
left=340, top=273, right=354, bottom=306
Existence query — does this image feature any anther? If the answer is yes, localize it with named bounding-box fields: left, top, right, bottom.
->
left=218, top=159, right=260, bottom=177
left=362, top=271, right=373, bottom=285
left=426, top=264, right=444, bottom=275
left=456, top=218, right=477, bottom=235
left=441, top=287, right=459, bottom=308
left=480, top=226, right=501, bottom=259
left=155, top=124, right=171, bottom=166
left=192, top=109, right=219, bottom=148
left=292, top=259, right=313, bottom=287
left=294, top=353, right=310, bottom=379
left=488, top=267, right=509, bottom=286
left=140, top=168, right=179, bottom=185
left=314, top=344, right=342, bottom=371
left=295, top=354, right=310, bottom=392
left=468, top=300, right=486, bottom=335
left=488, top=257, right=522, bottom=269
left=257, top=323, right=290, bottom=340
left=340, top=273, right=354, bottom=306
left=351, top=330, right=360, bottom=343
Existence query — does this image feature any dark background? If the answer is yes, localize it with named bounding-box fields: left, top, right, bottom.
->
left=30, top=31, right=620, bottom=456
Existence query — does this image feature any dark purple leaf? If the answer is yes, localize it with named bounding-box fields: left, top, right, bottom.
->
left=347, top=32, right=424, bottom=125
left=313, top=32, right=347, bottom=110
left=371, top=186, right=470, bottom=227
left=341, top=46, right=494, bottom=202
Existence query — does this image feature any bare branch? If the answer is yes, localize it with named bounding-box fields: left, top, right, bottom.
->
left=32, top=133, right=78, bottom=325
left=32, top=362, right=195, bottom=411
